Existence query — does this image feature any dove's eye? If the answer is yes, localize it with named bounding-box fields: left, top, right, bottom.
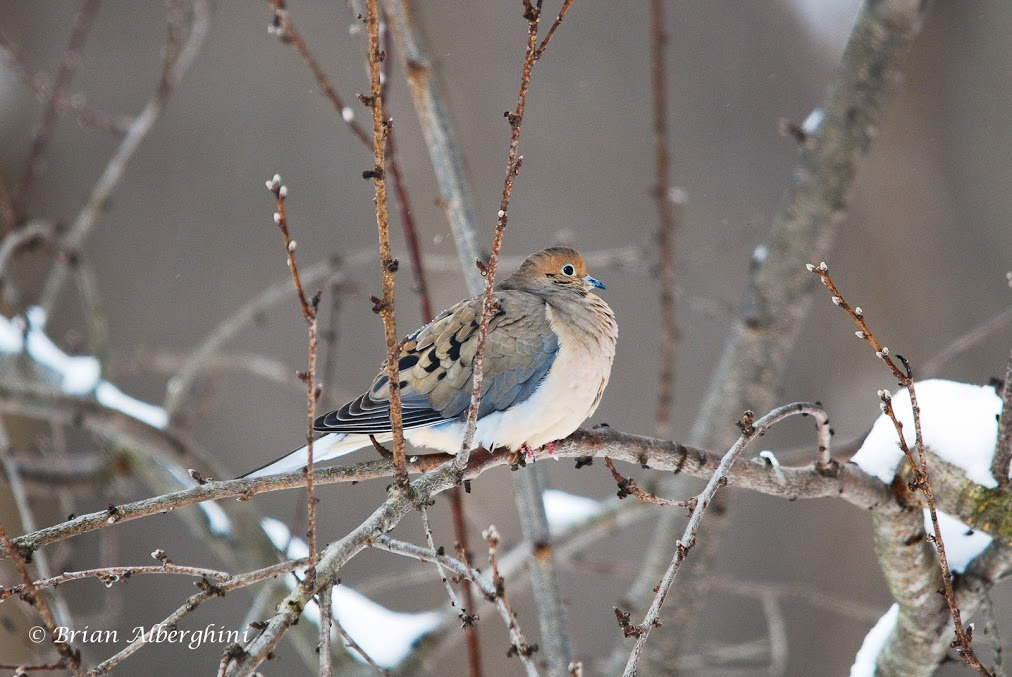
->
left=561, top=263, right=576, bottom=276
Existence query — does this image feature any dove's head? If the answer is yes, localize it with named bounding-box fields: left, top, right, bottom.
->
left=501, top=247, right=606, bottom=296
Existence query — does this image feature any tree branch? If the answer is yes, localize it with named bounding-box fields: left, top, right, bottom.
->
left=623, top=0, right=931, bottom=667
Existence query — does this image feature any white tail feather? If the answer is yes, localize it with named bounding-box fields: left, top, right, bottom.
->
left=244, top=432, right=393, bottom=478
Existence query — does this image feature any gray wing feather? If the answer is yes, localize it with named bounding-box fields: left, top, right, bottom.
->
left=314, top=291, right=559, bottom=434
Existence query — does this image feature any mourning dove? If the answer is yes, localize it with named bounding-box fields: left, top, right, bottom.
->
left=245, top=247, right=617, bottom=477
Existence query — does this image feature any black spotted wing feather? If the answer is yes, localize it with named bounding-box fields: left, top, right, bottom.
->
left=314, top=291, right=559, bottom=434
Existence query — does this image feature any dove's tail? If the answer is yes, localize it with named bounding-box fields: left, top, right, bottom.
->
left=241, top=432, right=394, bottom=478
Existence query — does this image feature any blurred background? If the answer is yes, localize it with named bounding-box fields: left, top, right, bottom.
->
left=0, top=1, right=1009, bottom=674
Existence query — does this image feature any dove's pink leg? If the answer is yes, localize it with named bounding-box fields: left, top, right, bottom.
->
left=521, top=443, right=536, bottom=462
left=545, top=441, right=556, bottom=456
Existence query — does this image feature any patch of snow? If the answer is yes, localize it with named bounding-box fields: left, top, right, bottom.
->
left=0, top=313, right=24, bottom=352
left=327, top=584, right=442, bottom=667
left=801, top=108, right=824, bottom=135
left=25, top=307, right=100, bottom=394
left=543, top=489, right=604, bottom=533
left=95, top=382, right=168, bottom=429
left=5, top=307, right=171, bottom=429
left=850, top=603, right=898, bottom=677
left=927, top=509, right=992, bottom=574
left=851, top=379, right=1002, bottom=487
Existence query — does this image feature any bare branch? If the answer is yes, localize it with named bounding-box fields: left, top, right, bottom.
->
left=992, top=351, right=1012, bottom=487
left=625, top=0, right=931, bottom=665
left=648, top=0, right=680, bottom=439
left=620, top=402, right=833, bottom=675
left=0, top=523, right=81, bottom=672
left=364, top=0, right=408, bottom=488
left=266, top=174, right=320, bottom=582
left=85, top=557, right=307, bottom=675
left=373, top=534, right=540, bottom=677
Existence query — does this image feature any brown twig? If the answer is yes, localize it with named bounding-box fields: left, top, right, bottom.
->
left=620, top=402, right=832, bottom=676
left=603, top=456, right=694, bottom=509
left=0, top=523, right=81, bottom=672
left=809, top=261, right=992, bottom=676
left=992, top=351, right=1012, bottom=487
left=364, top=0, right=408, bottom=489
left=457, top=2, right=542, bottom=465
left=267, top=174, right=320, bottom=582
left=374, top=14, right=481, bottom=666
left=418, top=505, right=469, bottom=625
left=268, top=2, right=371, bottom=146
left=649, top=0, right=680, bottom=439
left=10, top=0, right=102, bottom=227
left=533, top=0, right=576, bottom=61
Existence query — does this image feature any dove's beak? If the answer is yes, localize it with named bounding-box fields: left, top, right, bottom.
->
left=583, top=275, right=606, bottom=290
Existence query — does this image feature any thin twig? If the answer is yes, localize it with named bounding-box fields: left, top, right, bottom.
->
left=0, top=36, right=130, bottom=135
left=365, top=0, right=408, bottom=488
left=0, top=430, right=74, bottom=628
left=533, top=0, right=576, bottom=61
left=373, top=533, right=540, bottom=677
left=10, top=0, right=102, bottom=226
left=603, top=457, right=694, bottom=509
left=809, top=262, right=992, bottom=676
left=921, top=304, right=1012, bottom=377
left=419, top=505, right=468, bottom=624
left=269, top=2, right=370, bottom=146
left=445, top=8, right=580, bottom=668
left=267, top=174, right=320, bottom=582
left=328, top=599, right=388, bottom=676
left=457, top=2, right=542, bottom=465
left=0, top=563, right=231, bottom=602
left=84, top=557, right=308, bottom=675
left=0, top=523, right=81, bottom=672
left=620, top=402, right=832, bottom=676
left=649, top=0, right=680, bottom=439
